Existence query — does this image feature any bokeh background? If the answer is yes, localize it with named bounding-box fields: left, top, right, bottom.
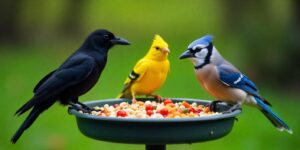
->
left=1, top=0, right=299, bottom=149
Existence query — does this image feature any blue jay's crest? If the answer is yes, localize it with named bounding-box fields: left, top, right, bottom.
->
left=188, top=35, right=213, bottom=49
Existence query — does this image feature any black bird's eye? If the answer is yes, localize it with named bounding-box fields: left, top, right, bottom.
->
left=155, top=46, right=160, bottom=50
left=103, top=35, right=109, bottom=40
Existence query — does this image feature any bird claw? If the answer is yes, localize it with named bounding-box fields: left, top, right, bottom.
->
left=78, top=103, right=95, bottom=112
left=207, top=100, right=223, bottom=112
left=82, top=105, right=95, bottom=112
left=79, top=108, right=92, bottom=113
left=145, top=94, right=163, bottom=102
left=71, top=105, right=91, bottom=113
left=70, top=102, right=95, bottom=113
left=132, top=98, right=137, bottom=104
left=155, top=95, right=163, bottom=103
left=222, top=104, right=242, bottom=114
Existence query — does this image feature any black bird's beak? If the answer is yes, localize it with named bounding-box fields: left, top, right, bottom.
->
left=179, top=50, right=193, bottom=59
left=111, top=37, right=130, bottom=45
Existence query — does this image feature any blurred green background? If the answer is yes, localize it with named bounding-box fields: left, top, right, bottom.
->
left=1, top=0, right=299, bottom=149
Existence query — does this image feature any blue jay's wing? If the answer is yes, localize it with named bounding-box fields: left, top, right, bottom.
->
left=217, top=65, right=259, bottom=97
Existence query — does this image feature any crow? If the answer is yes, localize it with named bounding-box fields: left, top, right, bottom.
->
left=11, top=29, right=130, bottom=143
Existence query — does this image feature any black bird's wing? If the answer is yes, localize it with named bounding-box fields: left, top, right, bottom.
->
left=33, top=70, right=56, bottom=93
left=16, top=54, right=97, bottom=116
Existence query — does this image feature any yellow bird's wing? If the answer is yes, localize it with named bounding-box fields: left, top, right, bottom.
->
left=117, top=59, right=148, bottom=98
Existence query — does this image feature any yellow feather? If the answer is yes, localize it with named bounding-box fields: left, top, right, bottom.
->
left=117, top=35, right=170, bottom=99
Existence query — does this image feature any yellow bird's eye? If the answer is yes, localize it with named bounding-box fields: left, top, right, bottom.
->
left=155, top=46, right=160, bottom=50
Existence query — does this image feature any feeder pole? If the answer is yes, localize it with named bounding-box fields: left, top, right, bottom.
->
left=146, top=144, right=166, bottom=150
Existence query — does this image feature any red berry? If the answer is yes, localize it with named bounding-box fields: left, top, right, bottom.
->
left=159, top=108, right=169, bottom=116
left=189, top=107, right=197, bottom=113
left=116, top=110, right=127, bottom=117
left=196, top=108, right=203, bottom=113
left=146, top=110, right=154, bottom=116
left=145, top=104, right=154, bottom=110
left=164, top=99, right=173, bottom=105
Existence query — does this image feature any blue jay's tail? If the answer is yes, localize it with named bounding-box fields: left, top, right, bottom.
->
left=255, top=97, right=293, bottom=134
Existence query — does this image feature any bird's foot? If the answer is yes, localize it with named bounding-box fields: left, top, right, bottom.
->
left=207, top=100, right=223, bottom=112
left=222, top=103, right=242, bottom=114
left=77, top=101, right=95, bottom=112
left=155, top=95, right=163, bottom=103
left=70, top=102, right=95, bottom=113
left=70, top=104, right=90, bottom=113
left=132, top=98, right=137, bottom=104
left=147, top=94, right=163, bottom=102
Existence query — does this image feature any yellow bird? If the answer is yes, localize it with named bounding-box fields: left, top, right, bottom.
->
left=117, top=35, right=170, bottom=102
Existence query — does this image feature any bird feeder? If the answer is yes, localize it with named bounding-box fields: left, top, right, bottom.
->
left=68, top=98, right=241, bottom=150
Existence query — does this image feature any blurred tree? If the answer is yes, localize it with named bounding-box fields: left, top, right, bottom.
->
left=278, top=0, right=300, bottom=90
left=0, top=0, right=87, bottom=44
left=60, top=0, right=86, bottom=37
left=221, top=0, right=300, bottom=91
left=0, top=0, right=299, bottom=91
left=0, top=0, right=22, bottom=42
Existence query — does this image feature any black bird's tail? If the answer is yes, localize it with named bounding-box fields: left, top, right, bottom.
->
left=11, top=107, right=44, bottom=144
left=15, top=99, right=36, bottom=116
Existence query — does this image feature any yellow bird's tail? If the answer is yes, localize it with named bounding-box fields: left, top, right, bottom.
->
left=116, top=93, right=124, bottom=99
left=117, top=75, right=135, bottom=99
left=116, top=89, right=132, bottom=99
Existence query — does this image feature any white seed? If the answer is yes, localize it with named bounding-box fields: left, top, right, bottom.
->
left=94, top=106, right=101, bottom=110
left=145, top=101, right=152, bottom=105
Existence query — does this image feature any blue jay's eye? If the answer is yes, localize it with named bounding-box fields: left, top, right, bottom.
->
left=191, top=47, right=202, bottom=53
left=192, top=44, right=206, bottom=52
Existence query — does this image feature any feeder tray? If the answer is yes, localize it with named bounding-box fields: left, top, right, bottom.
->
left=68, top=98, right=241, bottom=150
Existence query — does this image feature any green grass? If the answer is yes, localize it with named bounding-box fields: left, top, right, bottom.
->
left=0, top=44, right=299, bottom=150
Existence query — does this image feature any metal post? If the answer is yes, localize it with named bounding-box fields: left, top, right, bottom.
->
left=145, top=144, right=166, bottom=150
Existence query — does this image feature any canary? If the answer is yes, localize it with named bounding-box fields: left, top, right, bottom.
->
left=117, top=35, right=170, bottom=102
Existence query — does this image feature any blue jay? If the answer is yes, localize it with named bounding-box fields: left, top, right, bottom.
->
left=179, top=35, right=292, bottom=134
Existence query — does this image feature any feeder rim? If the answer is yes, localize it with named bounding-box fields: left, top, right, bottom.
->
left=68, top=98, right=241, bottom=123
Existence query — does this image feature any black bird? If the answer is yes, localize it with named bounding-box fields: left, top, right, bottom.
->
left=11, top=29, right=130, bottom=143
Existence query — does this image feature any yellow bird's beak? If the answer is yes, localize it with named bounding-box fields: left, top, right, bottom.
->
left=161, top=47, right=170, bottom=53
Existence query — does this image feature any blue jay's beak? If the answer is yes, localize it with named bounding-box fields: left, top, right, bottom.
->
left=179, top=50, right=193, bottom=59
left=111, top=37, right=130, bottom=45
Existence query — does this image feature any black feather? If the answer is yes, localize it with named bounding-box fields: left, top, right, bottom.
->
left=33, top=70, right=56, bottom=93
